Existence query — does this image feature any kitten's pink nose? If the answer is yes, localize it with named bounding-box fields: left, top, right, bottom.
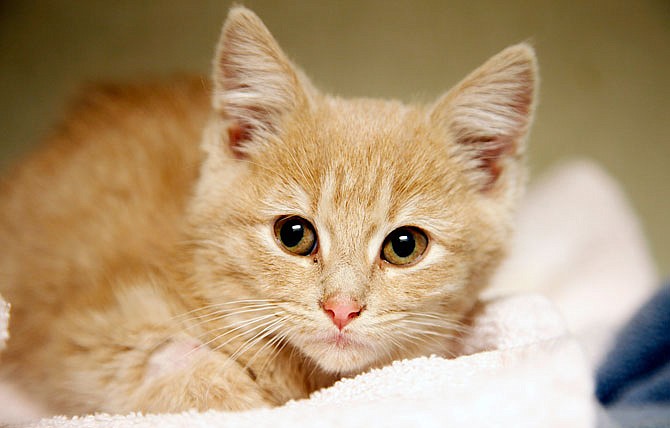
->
left=322, top=298, right=362, bottom=331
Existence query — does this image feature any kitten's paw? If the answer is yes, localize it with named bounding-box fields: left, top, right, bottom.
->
left=145, top=337, right=208, bottom=381
left=133, top=340, right=273, bottom=413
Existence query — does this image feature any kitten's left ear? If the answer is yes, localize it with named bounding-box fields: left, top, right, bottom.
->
left=212, top=7, right=313, bottom=158
left=431, top=44, right=538, bottom=192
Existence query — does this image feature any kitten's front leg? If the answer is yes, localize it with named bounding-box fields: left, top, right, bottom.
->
left=124, top=336, right=274, bottom=413
left=52, top=284, right=274, bottom=413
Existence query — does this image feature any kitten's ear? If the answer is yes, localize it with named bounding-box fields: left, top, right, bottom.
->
left=212, top=7, right=312, bottom=158
left=431, top=44, right=537, bottom=192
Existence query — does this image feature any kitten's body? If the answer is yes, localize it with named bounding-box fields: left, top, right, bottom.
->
left=0, top=8, right=536, bottom=414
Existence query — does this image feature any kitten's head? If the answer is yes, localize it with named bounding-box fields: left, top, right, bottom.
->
left=187, top=7, right=537, bottom=373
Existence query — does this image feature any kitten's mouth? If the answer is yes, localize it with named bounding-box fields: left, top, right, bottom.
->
left=324, top=332, right=359, bottom=349
left=297, top=330, right=381, bottom=373
left=304, top=330, right=365, bottom=349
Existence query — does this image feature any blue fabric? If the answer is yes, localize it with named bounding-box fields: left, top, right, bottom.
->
left=599, top=405, right=670, bottom=428
left=596, top=283, right=670, bottom=406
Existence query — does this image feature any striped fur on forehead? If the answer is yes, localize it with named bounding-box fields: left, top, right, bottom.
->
left=311, top=167, right=390, bottom=261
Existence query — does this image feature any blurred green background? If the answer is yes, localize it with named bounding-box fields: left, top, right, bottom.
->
left=0, top=1, right=668, bottom=275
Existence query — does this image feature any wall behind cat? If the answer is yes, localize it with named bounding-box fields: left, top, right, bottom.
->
left=0, top=0, right=668, bottom=276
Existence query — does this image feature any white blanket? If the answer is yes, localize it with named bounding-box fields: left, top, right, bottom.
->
left=0, top=160, right=658, bottom=427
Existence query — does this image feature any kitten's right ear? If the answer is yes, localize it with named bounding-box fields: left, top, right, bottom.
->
left=212, top=7, right=312, bottom=158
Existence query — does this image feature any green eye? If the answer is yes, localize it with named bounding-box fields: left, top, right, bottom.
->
left=274, top=216, right=317, bottom=256
left=381, top=227, right=428, bottom=266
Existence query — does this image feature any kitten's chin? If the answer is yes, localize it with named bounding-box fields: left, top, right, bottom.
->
left=300, top=332, right=382, bottom=374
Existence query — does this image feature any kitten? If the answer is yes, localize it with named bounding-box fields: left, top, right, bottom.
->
left=0, top=6, right=537, bottom=415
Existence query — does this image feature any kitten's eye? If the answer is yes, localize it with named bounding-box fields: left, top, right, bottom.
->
left=381, top=227, right=428, bottom=266
left=274, top=216, right=317, bottom=256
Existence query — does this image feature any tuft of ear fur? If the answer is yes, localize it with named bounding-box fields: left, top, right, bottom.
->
left=212, top=7, right=311, bottom=158
left=431, top=43, right=537, bottom=191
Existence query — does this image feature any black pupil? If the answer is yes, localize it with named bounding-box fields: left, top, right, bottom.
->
left=391, top=229, right=415, bottom=258
left=281, top=220, right=305, bottom=248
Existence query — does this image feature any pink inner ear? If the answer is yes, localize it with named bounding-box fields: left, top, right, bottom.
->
left=227, top=122, right=253, bottom=159
left=463, top=135, right=514, bottom=191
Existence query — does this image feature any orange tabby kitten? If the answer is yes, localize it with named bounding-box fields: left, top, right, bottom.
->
left=0, top=7, right=537, bottom=415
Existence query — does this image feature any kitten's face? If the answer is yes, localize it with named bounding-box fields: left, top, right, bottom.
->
left=187, top=7, right=536, bottom=373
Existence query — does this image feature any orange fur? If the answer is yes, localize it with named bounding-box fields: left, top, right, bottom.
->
left=0, top=7, right=537, bottom=415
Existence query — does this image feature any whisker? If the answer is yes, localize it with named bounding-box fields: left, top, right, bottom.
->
left=395, top=320, right=460, bottom=338
left=214, top=314, right=278, bottom=351
left=375, top=333, right=403, bottom=365
left=393, top=323, right=466, bottom=357
left=244, top=321, right=293, bottom=374
left=226, top=316, right=288, bottom=365
left=148, top=303, right=279, bottom=353
left=261, top=327, right=294, bottom=374
left=394, top=328, right=447, bottom=347
left=400, top=311, right=450, bottom=321
left=395, top=313, right=471, bottom=335
left=170, top=298, right=280, bottom=321
left=180, top=304, right=278, bottom=328
left=396, top=319, right=452, bottom=330
left=194, top=313, right=281, bottom=356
